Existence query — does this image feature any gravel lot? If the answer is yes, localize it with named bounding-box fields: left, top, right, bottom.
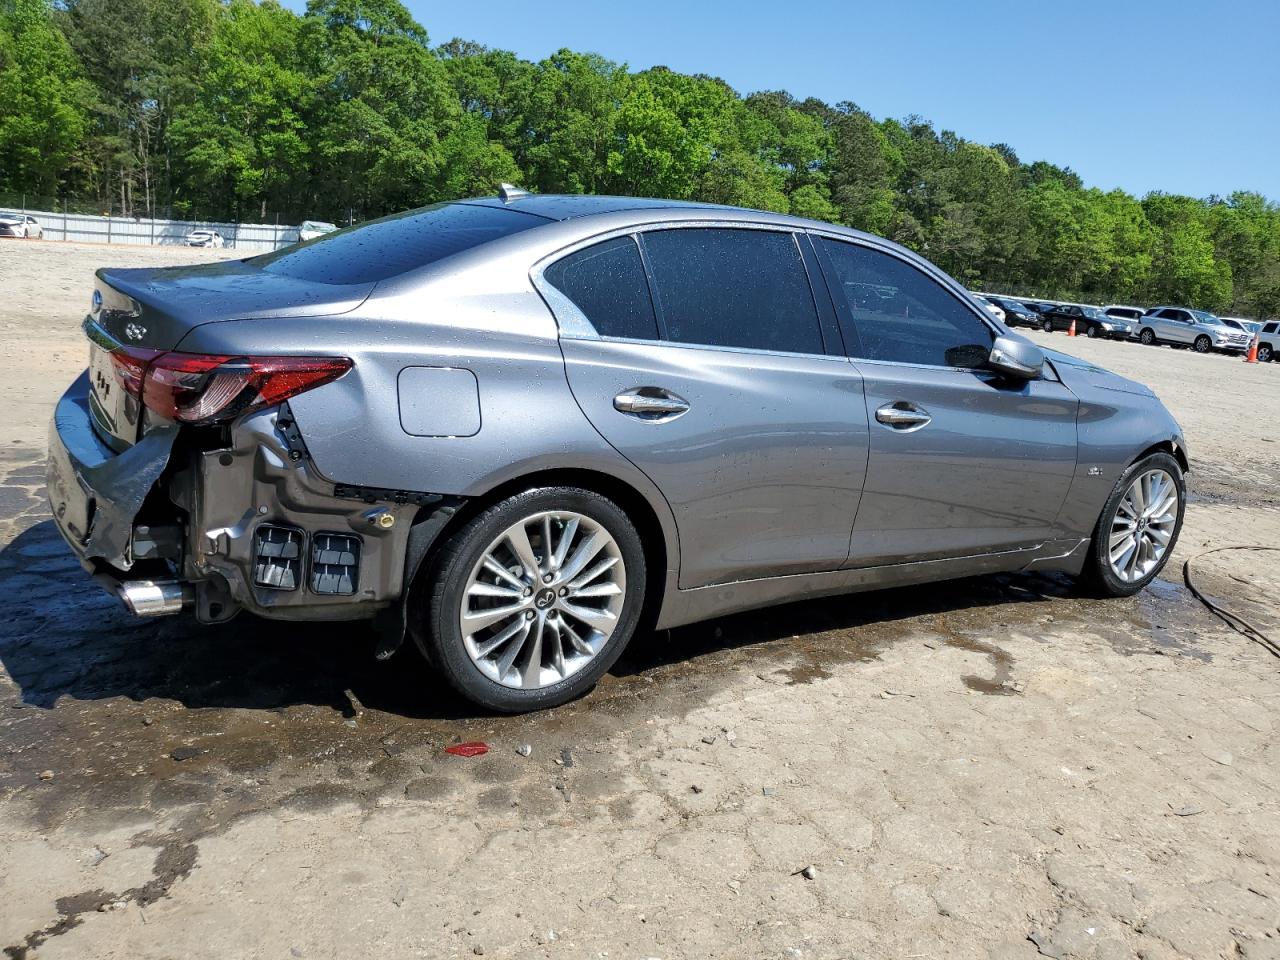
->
left=1, top=239, right=1278, bottom=960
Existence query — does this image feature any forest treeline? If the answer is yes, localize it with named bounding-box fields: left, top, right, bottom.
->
left=2, top=0, right=1278, bottom=316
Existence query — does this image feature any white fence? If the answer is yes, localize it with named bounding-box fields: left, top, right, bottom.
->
left=20, top=208, right=302, bottom=252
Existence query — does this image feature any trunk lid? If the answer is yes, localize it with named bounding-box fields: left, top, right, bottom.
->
left=86, top=260, right=373, bottom=449
left=90, top=259, right=374, bottom=352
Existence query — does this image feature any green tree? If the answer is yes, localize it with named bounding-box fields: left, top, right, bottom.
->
left=168, top=0, right=310, bottom=220
left=0, top=0, right=93, bottom=194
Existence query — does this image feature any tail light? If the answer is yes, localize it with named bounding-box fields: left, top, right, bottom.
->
left=110, top=348, right=351, bottom=425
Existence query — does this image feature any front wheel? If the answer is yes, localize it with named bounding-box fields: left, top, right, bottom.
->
left=1139, top=328, right=1156, bottom=345
left=1081, top=452, right=1185, bottom=597
left=1193, top=335, right=1212, bottom=353
left=1085, top=324, right=1099, bottom=338
left=420, top=487, right=647, bottom=712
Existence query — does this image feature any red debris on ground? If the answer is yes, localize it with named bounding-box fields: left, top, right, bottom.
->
left=444, top=741, right=490, bottom=758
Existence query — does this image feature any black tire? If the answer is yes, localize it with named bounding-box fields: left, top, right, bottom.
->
left=1139, top=328, right=1156, bottom=345
left=1193, top=335, right=1211, bottom=353
left=1258, top=343, right=1273, bottom=363
left=1080, top=451, right=1185, bottom=598
left=1085, top=324, right=1099, bottom=338
left=1041, top=318, right=1054, bottom=333
left=419, top=486, right=646, bottom=713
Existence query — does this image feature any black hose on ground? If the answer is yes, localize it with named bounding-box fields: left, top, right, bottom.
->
left=1181, top=546, right=1280, bottom=661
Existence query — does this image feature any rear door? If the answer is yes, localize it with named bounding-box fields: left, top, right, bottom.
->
left=811, top=235, right=1078, bottom=566
left=544, top=226, right=869, bottom=589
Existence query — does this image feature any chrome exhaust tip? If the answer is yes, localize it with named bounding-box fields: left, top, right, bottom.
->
left=119, top=579, right=190, bottom=617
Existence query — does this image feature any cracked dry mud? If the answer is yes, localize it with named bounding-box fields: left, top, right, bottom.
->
left=2, top=241, right=1280, bottom=960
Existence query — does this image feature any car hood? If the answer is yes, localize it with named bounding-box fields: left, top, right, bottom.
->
left=1044, top=348, right=1155, bottom=398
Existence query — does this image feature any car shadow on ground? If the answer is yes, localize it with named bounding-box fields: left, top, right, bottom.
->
left=0, top=518, right=1077, bottom=720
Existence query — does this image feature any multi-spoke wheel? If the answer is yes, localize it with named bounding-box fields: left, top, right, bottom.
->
left=1193, top=335, right=1212, bottom=353
left=1082, top=452, right=1185, bottom=597
left=421, top=487, right=646, bottom=712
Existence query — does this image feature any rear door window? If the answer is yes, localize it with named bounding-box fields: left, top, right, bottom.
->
left=640, top=228, right=824, bottom=355
left=251, top=202, right=547, bottom=284
left=816, top=237, right=994, bottom=368
left=542, top=236, right=659, bottom=341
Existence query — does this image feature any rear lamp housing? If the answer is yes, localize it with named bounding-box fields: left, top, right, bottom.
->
left=111, top=348, right=351, bottom=425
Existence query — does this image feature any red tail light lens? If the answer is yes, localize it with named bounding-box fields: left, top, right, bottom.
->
left=137, top=352, right=351, bottom=425
left=110, top=347, right=161, bottom=400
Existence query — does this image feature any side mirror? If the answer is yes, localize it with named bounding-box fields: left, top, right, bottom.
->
left=987, top=334, right=1044, bottom=380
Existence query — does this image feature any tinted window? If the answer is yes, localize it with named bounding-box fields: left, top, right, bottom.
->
left=1264, top=323, right=1277, bottom=334
left=817, top=238, right=994, bottom=367
left=641, top=229, right=824, bottom=355
left=251, top=202, right=545, bottom=285
left=543, top=236, right=659, bottom=341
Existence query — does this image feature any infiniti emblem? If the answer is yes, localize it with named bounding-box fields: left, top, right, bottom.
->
left=91, top=289, right=103, bottom=313
left=534, top=588, right=555, bottom=609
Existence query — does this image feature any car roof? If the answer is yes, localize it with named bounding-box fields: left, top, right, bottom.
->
left=458, top=194, right=740, bottom=222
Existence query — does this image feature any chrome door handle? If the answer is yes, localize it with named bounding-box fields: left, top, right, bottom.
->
left=875, top=402, right=932, bottom=430
left=613, top=389, right=690, bottom=420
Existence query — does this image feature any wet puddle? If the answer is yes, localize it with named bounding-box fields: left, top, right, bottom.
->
left=0, top=490, right=1227, bottom=839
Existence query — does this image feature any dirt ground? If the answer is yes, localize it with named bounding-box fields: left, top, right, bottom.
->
left=1, top=238, right=1279, bottom=960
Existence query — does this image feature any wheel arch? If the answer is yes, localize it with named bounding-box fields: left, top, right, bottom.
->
left=1132, top=438, right=1189, bottom=475
left=409, top=465, right=676, bottom=639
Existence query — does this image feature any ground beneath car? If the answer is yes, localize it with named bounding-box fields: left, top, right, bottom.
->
left=2, top=241, right=1279, bottom=960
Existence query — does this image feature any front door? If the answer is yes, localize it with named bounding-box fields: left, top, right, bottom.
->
left=811, top=234, right=1078, bottom=566
left=540, top=227, right=869, bottom=589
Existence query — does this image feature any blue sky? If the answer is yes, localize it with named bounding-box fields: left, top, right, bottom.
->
left=313, top=0, right=1280, bottom=200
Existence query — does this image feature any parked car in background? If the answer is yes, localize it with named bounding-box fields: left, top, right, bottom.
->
left=299, top=220, right=338, bottom=242
left=1038, top=304, right=1129, bottom=339
left=971, top=294, right=1005, bottom=322
left=1104, top=305, right=1145, bottom=326
left=985, top=296, right=1041, bottom=330
left=45, top=192, right=1189, bottom=712
left=1135, top=307, right=1251, bottom=354
left=1218, top=317, right=1261, bottom=338
left=185, top=229, right=225, bottom=248
left=0, top=212, right=42, bottom=239
left=1255, top=321, right=1277, bottom=362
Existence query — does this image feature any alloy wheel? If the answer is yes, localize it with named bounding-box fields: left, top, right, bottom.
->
left=1107, top=469, right=1180, bottom=583
left=1259, top=344, right=1272, bottom=363
left=1194, top=336, right=1211, bottom=353
left=1140, top=329, right=1155, bottom=345
left=459, top=510, right=626, bottom=689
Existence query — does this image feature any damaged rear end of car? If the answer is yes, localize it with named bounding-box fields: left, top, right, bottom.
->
left=47, top=260, right=420, bottom=629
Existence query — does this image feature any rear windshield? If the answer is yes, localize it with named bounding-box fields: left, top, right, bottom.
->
left=250, top=202, right=547, bottom=284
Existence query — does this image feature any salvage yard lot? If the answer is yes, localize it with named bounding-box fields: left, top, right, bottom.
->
left=0, top=240, right=1278, bottom=960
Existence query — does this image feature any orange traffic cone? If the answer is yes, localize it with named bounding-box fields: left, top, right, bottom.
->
left=1244, top=335, right=1259, bottom=363
left=1068, top=318, right=1077, bottom=337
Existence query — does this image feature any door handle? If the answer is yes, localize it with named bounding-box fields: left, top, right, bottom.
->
left=613, top=388, right=690, bottom=420
left=875, top=402, right=932, bottom=430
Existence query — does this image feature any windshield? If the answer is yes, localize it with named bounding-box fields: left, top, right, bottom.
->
left=1189, top=309, right=1219, bottom=324
left=251, top=202, right=547, bottom=285
left=1083, top=306, right=1107, bottom=319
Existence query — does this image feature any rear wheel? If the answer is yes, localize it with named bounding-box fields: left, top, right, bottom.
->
left=420, top=487, right=646, bottom=712
left=1139, top=328, right=1156, bottom=345
left=1041, top=318, right=1054, bottom=333
left=1081, top=452, right=1185, bottom=597
left=1193, top=335, right=1212, bottom=353
left=1258, top=343, right=1273, bottom=363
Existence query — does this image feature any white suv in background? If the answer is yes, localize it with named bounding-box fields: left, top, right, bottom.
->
left=1256, top=321, right=1277, bottom=363
left=1135, top=307, right=1251, bottom=354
